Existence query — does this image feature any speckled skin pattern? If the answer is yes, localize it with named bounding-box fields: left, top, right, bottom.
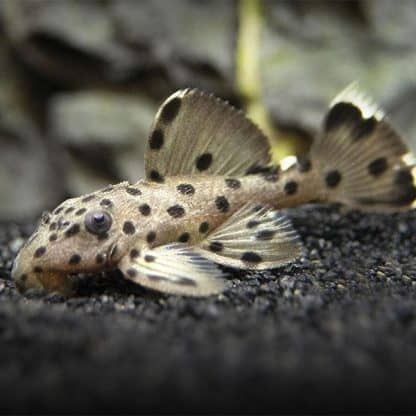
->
left=11, top=169, right=319, bottom=295
left=11, top=85, right=416, bottom=296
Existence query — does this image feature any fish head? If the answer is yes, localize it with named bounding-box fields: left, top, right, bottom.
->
left=12, top=182, right=138, bottom=294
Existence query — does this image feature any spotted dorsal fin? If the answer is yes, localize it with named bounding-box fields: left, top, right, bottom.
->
left=197, top=203, right=303, bottom=270
left=119, top=243, right=229, bottom=297
left=145, top=89, right=272, bottom=182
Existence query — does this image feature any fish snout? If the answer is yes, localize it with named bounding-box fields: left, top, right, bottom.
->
left=11, top=257, right=44, bottom=293
left=12, top=260, right=74, bottom=295
left=11, top=239, right=46, bottom=293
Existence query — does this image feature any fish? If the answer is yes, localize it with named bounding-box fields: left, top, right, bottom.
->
left=11, top=84, right=416, bottom=297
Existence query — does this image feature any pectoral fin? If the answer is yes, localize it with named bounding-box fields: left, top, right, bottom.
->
left=119, top=243, right=229, bottom=297
left=197, top=203, right=303, bottom=270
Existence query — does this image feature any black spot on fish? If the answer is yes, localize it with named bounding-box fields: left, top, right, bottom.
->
left=355, top=117, right=377, bottom=140
left=368, top=157, right=388, bottom=177
left=297, top=157, right=312, bottom=173
left=49, top=223, right=57, bottom=231
left=215, top=196, right=229, bottom=213
left=396, top=186, right=416, bottom=205
left=256, top=230, right=275, bottom=240
left=41, top=212, right=50, bottom=225
left=196, top=153, right=213, bottom=171
left=392, top=183, right=416, bottom=206
left=284, top=181, right=298, bottom=195
left=145, top=255, right=155, bottom=262
left=127, top=268, right=137, bottom=278
left=75, top=208, right=86, bottom=216
left=177, top=277, right=196, bottom=287
left=126, top=187, right=141, bottom=196
left=49, top=233, right=57, bottom=242
left=261, top=166, right=280, bottom=182
left=247, top=220, right=259, bottom=229
left=178, top=232, right=190, bottom=243
left=199, top=221, right=209, bottom=233
left=161, top=97, right=181, bottom=123
left=64, top=207, right=74, bottom=214
left=34, top=246, right=46, bottom=258
left=69, top=254, right=81, bottom=265
left=149, top=170, right=164, bottom=183
left=241, top=252, right=262, bottom=263
left=81, top=195, right=95, bottom=203
left=139, top=204, right=151, bottom=216
left=246, top=164, right=272, bottom=175
left=60, top=220, right=70, bottom=229
left=65, top=223, right=80, bottom=238
left=100, top=199, right=113, bottom=208
left=177, top=183, right=195, bottom=195
left=33, top=266, right=42, bottom=273
left=54, top=207, right=64, bottom=215
left=263, top=172, right=280, bottom=182
left=146, top=231, right=156, bottom=244
left=122, top=221, right=136, bottom=235
left=225, top=178, right=241, bottom=189
left=149, top=129, right=164, bottom=150
left=147, top=274, right=165, bottom=282
left=209, top=241, right=223, bottom=252
left=324, top=102, right=361, bottom=132
left=325, top=170, right=342, bottom=188
left=130, top=249, right=140, bottom=259
left=167, top=204, right=185, bottom=218
left=395, top=169, right=413, bottom=185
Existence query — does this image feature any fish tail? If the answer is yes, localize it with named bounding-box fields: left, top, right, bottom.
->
left=303, top=84, right=416, bottom=211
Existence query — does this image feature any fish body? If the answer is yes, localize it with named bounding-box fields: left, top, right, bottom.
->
left=12, top=85, right=416, bottom=296
left=12, top=172, right=315, bottom=294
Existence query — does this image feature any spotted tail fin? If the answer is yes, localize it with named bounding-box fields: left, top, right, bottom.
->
left=309, top=84, right=416, bottom=211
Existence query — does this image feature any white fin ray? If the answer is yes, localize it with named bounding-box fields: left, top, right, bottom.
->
left=119, top=243, right=229, bottom=297
left=197, top=203, right=303, bottom=270
left=330, top=82, right=385, bottom=120
left=145, top=89, right=271, bottom=181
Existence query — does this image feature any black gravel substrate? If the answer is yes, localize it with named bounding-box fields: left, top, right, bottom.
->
left=1, top=205, right=416, bottom=413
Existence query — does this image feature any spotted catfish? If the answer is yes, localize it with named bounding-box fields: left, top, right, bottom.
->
left=12, top=84, right=416, bottom=296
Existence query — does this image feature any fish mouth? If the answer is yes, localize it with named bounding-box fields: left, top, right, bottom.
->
left=12, top=257, right=75, bottom=296
left=14, top=269, right=75, bottom=296
left=12, top=240, right=119, bottom=296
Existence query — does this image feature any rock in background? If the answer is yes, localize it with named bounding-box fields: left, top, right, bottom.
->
left=261, top=0, right=416, bottom=141
left=0, top=0, right=416, bottom=220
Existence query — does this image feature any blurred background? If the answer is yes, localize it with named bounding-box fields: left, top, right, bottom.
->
left=1, top=0, right=416, bottom=221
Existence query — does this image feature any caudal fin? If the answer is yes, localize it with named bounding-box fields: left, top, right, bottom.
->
left=310, top=83, right=416, bottom=211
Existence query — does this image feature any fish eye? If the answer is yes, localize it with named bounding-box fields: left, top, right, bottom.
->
left=85, top=211, right=112, bottom=235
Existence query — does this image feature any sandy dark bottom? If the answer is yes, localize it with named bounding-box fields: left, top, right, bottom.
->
left=1, top=205, right=416, bottom=413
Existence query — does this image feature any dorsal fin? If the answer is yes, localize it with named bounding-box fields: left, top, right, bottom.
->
left=145, top=89, right=271, bottom=182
